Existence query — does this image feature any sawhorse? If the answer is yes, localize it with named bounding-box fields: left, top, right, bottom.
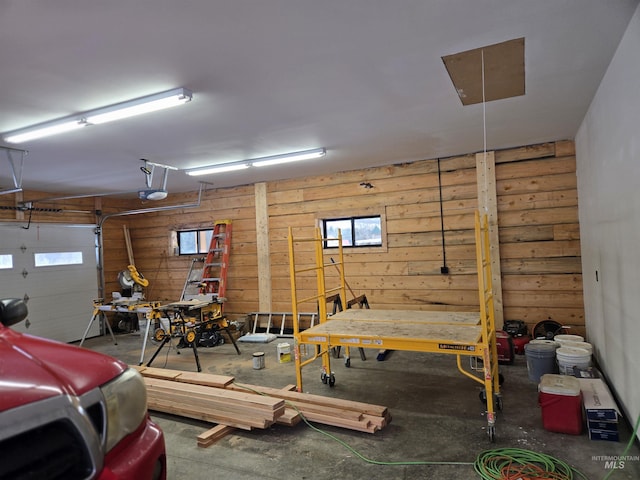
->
left=328, top=294, right=370, bottom=367
left=79, top=303, right=118, bottom=347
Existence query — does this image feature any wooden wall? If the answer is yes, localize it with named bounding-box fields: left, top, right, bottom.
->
left=495, top=141, right=582, bottom=331
left=100, top=186, right=259, bottom=314
left=0, top=191, right=99, bottom=225
left=265, top=141, right=582, bottom=335
left=1, top=140, right=584, bottom=335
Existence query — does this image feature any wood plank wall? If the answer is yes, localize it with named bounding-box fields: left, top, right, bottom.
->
left=101, top=186, right=259, bottom=314
left=495, top=141, right=583, bottom=332
left=1, top=140, right=583, bottom=336
left=0, top=192, right=99, bottom=225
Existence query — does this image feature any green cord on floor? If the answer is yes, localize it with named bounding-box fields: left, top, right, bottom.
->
left=235, top=382, right=473, bottom=467
left=473, top=448, right=588, bottom=479
left=234, top=383, right=639, bottom=479
left=601, top=411, right=640, bottom=480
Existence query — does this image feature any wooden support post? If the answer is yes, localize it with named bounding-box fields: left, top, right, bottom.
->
left=14, top=191, right=24, bottom=221
left=255, top=182, right=272, bottom=311
left=476, top=151, right=504, bottom=329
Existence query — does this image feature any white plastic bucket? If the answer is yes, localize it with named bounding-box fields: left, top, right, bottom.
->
left=277, top=343, right=291, bottom=363
left=554, top=334, right=584, bottom=345
left=560, top=341, right=592, bottom=355
left=556, top=346, right=591, bottom=375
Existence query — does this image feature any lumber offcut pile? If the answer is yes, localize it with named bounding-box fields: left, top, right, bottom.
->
left=133, top=366, right=391, bottom=445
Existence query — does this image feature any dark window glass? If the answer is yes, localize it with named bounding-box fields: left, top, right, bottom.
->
left=323, top=216, right=382, bottom=248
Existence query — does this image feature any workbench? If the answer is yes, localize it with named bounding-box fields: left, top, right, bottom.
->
left=288, top=211, right=501, bottom=440
left=79, top=299, right=159, bottom=365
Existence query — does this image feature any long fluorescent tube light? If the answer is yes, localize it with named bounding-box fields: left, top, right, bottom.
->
left=3, top=87, right=192, bottom=144
left=184, top=148, right=326, bottom=177
left=252, top=148, right=326, bottom=167
left=186, top=163, right=250, bottom=176
left=86, top=88, right=192, bottom=125
left=4, top=120, right=87, bottom=143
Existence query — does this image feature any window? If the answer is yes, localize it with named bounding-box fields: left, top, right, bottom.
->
left=34, top=251, right=83, bottom=267
left=178, top=229, right=213, bottom=255
left=0, top=254, right=13, bottom=269
left=323, top=216, right=382, bottom=248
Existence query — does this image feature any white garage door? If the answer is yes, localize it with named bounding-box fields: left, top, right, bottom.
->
left=0, top=222, right=100, bottom=342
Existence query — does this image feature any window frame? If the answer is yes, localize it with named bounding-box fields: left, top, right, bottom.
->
left=319, top=210, right=387, bottom=252
left=0, top=254, right=13, bottom=270
left=176, top=228, right=214, bottom=255
left=33, top=251, right=84, bottom=267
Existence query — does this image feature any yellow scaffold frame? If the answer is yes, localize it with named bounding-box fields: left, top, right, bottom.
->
left=288, top=211, right=501, bottom=440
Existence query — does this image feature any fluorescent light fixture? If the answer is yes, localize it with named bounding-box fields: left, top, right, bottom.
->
left=186, top=163, right=250, bottom=176
left=85, top=88, right=192, bottom=125
left=184, top=148, right=326, bottom=177
left=252, top=148, right=326, bottom=167
left=3, top=87, right=192, bottom=144
left=4, top=120, right=87, bottom=143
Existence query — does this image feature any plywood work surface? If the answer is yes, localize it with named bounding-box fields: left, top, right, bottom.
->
left=330, top=309, right=480, bottom=325
left=299, top=310, right=483, bottom=353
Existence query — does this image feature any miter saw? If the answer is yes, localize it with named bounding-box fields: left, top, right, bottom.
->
left=117, top=264, right=149, bottom=298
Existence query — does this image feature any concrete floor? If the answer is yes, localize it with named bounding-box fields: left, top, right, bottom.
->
left=81, top=331, right=640, bottom=480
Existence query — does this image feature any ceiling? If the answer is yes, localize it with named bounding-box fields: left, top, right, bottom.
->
left=1, top=0, right=637, bottom=199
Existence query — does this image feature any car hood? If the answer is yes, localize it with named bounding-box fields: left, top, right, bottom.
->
left=0, top=327, right=127, bottom=412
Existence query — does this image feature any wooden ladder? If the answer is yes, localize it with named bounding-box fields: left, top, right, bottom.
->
left=181, top=220, right=232, bottom=305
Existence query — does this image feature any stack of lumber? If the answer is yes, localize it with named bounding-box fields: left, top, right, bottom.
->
left=227, top=383, right=389, bottom=434
left=144, top=376, right=285, bottom=430
left=133, top=366, right=391, bottom=442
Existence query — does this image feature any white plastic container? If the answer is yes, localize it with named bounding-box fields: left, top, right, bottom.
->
left=277, top=342, right=291, bottom=363
left=556, top=346, right=591, bottom=375
left=554, top=334, right=585, bottom=345
left=560, top=341, right=593, bottom=355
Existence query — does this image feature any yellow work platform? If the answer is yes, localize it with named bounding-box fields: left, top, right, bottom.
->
left=287, top=211, right=501, bottom=441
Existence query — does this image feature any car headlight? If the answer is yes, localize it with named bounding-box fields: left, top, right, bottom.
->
left=101, top=368, right=148, bottom=451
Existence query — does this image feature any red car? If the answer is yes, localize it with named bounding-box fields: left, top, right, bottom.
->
left=0, top=298, right=166, bottom=480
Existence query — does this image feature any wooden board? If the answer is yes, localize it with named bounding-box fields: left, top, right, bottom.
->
left=330, top=309, right=480, bottom=325
left=136, top=367, right=389, bottom=434
left=174, top=371, right=235, bottom=388
left=228, top=383, right=388, bottom=418
left=299, top=317, right=482, bottom=354
left=197, top=425, right=236, bottom=448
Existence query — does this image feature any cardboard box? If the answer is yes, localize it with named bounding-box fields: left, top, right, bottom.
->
left=587, top=419, right=618, bottom=431
left=578, top=378, right=619, bottom=421
left=588, top=429, right=619, bottom=442
left=573, top=366, right=600, bottom=378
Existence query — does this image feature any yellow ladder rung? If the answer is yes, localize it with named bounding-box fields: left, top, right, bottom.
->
left=297, top=293, right=325, bottom=304
left=295, top=265, right=321, bottom=274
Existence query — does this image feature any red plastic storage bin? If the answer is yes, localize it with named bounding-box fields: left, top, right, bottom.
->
left=538, top=374, right=583, bottom=435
